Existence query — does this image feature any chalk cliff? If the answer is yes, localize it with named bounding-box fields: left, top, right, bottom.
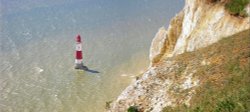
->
left=109, top=0, right=250, bottom=111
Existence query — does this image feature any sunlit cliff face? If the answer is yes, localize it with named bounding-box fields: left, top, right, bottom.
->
left=150, top=0, right=250, bottom=66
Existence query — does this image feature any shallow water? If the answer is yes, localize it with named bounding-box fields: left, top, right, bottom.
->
left=0, top=0, right=183, bottom=111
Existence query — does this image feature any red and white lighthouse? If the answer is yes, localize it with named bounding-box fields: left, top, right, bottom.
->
left=75, top=34, right=87, bottom=70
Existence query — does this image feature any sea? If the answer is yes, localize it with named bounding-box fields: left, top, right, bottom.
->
left=0, top=0, right=183, bottom=111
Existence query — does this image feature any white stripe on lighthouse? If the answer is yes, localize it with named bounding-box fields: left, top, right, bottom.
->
left=76, top=43, right=82, bottom=51
left=75, top=59, right=83, bottom=64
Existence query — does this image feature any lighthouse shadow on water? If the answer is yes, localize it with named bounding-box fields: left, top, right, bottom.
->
left=75, top=64, right=100, bottom=74
left=75, top=34, right=100, bottom=74
left=84, top=68, right=100, bottom=73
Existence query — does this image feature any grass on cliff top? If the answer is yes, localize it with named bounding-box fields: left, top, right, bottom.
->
left=207, top=0, right=249, bottom=17
left=163, top=29, right=250, bottom=112
left=225, top=0, right=250, bottom=17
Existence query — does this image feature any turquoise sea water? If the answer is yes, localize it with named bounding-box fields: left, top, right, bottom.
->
left=0, top=1, right=184, bottom=111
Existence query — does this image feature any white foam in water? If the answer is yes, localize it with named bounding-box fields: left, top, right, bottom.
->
left=121, top=74, right=128, bottom=77
left=129, top=75, right=135, bottom=78
left=34, top=67, right=44, bottom=74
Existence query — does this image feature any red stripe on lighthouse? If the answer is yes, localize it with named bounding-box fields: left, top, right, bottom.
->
left=76, top=51, right=82, bottom=59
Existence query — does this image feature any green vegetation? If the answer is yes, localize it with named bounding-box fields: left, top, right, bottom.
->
left=176, top=64, right=187, bottom=76
left=163, top=29, right=250, bottom=112
left=225, top=0, right=250, bottom=17
left=127, top=106, right=139, bottom=112
left=105, top=101, right=112, bottom=110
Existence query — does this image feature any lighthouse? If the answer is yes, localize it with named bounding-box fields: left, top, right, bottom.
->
left=75, top=34, right=88, bottom=70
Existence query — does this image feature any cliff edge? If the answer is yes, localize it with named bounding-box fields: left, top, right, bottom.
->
left=109, top=0, right=250, bottom=112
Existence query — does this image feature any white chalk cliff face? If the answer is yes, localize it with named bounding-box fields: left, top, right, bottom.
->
left=109, top=0, right=250, bottom=112
left=172, top=0, right=250, bottom=55
left=150, top=0, right=250, bottom=65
